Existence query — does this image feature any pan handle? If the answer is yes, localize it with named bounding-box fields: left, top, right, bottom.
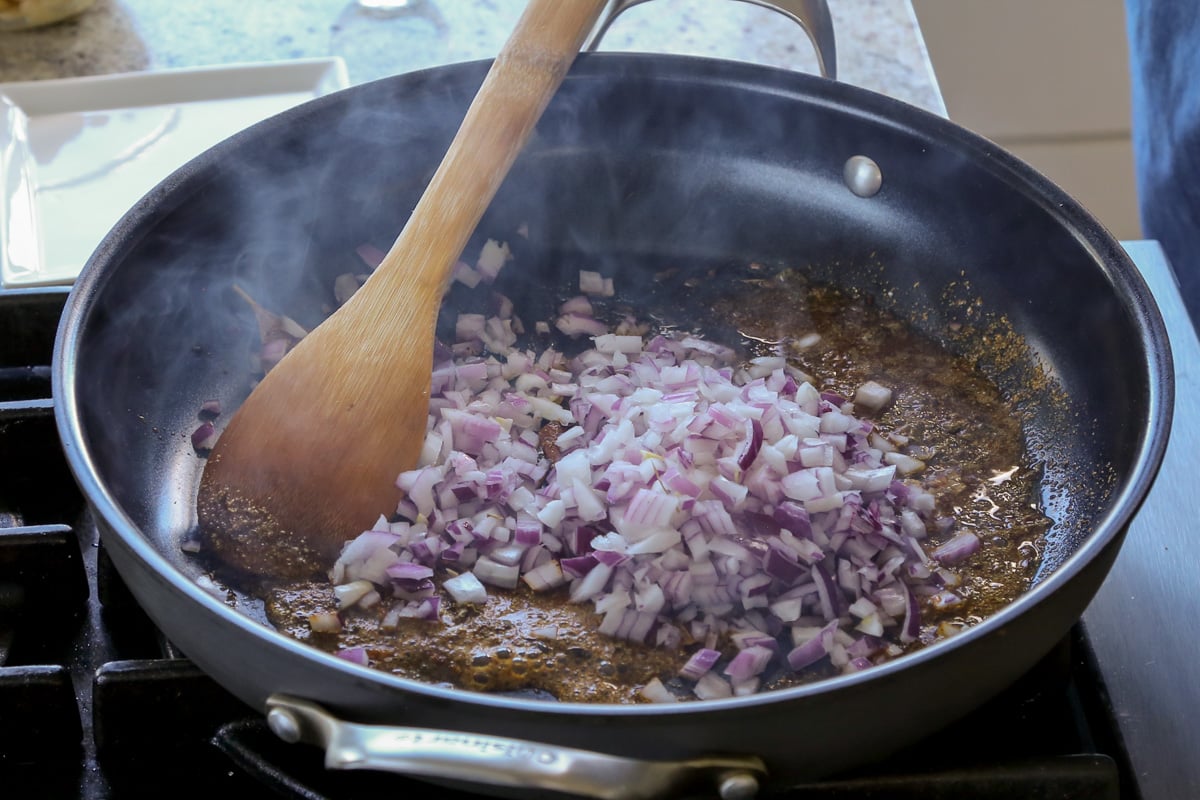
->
left=265, top=694, right=767, bottom=800
left=584, top=0, right=837, bottom=80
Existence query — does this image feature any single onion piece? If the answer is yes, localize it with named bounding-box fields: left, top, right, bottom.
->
left=640, top=677, right=679, bottom=703
left=355, top=242, right=386, bottom=269
left=531, top=625, right=559, bottom=640
left=453, top=261, right=483, bottom=289
left=308, top=612, right=343, bottom=634
left=843, top=656, right=873, bottom=674
left=693, top=672, right=733, bottom=700
left=334, top=580, right=375, bottom=610
left=512, top=515, right=542, bottom=547
left=735, top=418, right=764, bottom=471
left=335, top=647, right=369, bottom=666
left=723, top=645, right=774, bottom=682
left=772, top=502, right=812, bottom=539
left=473, top=556, right=520, bottom=589
left=396, top=597, right=441, bottom=620
left=680, top=336, right=737, bottom=361
left=931, top=590, right=964, bottom=610
left=845, top=465, right=896, bottom=494
left=559, top=295, right=594, bottom=315
left=679, top=647, right=721, bottom=680
left=930, top=531, right=982, bottom=565
left=787, top=621, right=836, bottom=670
left=198, top=399, right=222, bottom=419
left=556, top=312, right=608, bottom=338
left=853, top=381, right=893, bottom=413
left=191, top=421, right=218, bottom=452
left=455, top=313, right=487, bottom=343
left=522, top=560, right=567, bottom=592
left=579, top=270, right=615, bottom=297
left=762, top=542, right=805, bottom=584
left=385, top=562, right=434, bottom=582
left=884, top=451, right=926, bottom=476
left=561, top=554, right=599, bottom=578
left=847, top=635, right=884, bottom=659
left=900, top=583, right=921, bottom=643
left=569, top=562, right=613, bottom=603
left=811, top=562, right=843, bottom=620
left=444, top=572, right=488, bottom=605
left=392, top=578, right=434, bottom=602
left=593, top=549, right=631, bottom=567
left=475, top=239, right=511, bottom=282
left=621, top=489, right=680, bottom=538
left=488, top=543, right=527, bottom=568
left=334, top=273, right=361, bottom=305
left=260, top=337, right=289, bottom=370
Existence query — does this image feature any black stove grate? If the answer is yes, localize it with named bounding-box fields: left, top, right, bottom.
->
left=0, top=287, right=1135, bottom=799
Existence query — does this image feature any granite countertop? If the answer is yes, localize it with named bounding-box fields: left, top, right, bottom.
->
left=0, top=0, right=945, bottom=115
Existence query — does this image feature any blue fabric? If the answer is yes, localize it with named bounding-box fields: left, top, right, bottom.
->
left=1126, top=0, right=1200, bottom=321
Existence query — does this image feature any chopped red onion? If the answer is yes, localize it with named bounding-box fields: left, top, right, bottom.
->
left=900, top=583, right=921, bottom=643
left=308, top=612, right=343, bottom=634
left=556, top=313, right=608, bottom=338
left=930, top=590, right=964, bottom=610
left=679, top=647, right=721, bottom=680
left=772, top=502, right=812, bottom=539
left=335, top=646, right=369, bottom=666
left=561, top=554, right=599, bottom=578
left=355, top=243, right=386, bottom=269
left=930, top=531, right=982, bottom=565
left=395, top=597, right=441, bottom=620
left=522, top=560, right=567, bottom=592
left=762, top=541, right=805, bottom=584
left=639, top=677, right=678, bottom=703
left=322, top=274, right=973, bottom=701
left=334, top=273, right=362, bottom=305
left=385, top=562, right=434, bottom=582
left=853, top=380, right=893, bottom=413
left=191, top=421, right=218, bottom=452
left=723, top=645, right=774, bottom=682
left=579, top=270, right=615, bottom=297
left=260, top=337, right=289, bottom=370
left=787, top=621, right=836, bottom=670
left=444, top=572, right=487, bottom=604
left=475, top=239, right=511, bottom=282
left=333, top=580, right=375, bottom=610
left=693, top=672, right=733, bottom=700
left=734, top=418, right=764, bottom=471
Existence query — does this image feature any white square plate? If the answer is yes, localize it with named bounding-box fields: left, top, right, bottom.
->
left=1, top=58, right=349, bottom=288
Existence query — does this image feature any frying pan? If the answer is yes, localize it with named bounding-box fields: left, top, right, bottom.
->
left=52, top=53, right=1171, bottom=797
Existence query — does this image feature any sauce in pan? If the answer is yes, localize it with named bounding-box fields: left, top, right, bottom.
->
left=259, top=270, right=1050, bottom=703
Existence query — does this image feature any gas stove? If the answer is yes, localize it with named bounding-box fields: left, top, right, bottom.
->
left=0, top=241, right=1193, bottom=799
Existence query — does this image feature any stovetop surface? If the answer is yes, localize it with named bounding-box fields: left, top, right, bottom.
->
left=1, top=241, right=1194, bottom=799
left=1080, top=240, right=1200, bottom=800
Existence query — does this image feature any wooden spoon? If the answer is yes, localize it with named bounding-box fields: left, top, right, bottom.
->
left=197, top=0, right=608, bottom=579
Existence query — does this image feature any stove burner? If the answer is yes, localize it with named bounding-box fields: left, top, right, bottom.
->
left=0, top=286, right=1136, bottom=799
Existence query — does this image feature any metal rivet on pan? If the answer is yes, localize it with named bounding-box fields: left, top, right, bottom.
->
left=267, top=708, right=302, bottom=743
left=844, top=155, right=883, bottom=197
left=718, top=771, right=761, bottom=800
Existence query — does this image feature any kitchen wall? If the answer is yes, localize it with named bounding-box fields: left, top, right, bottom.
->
left=911, top=0, right=1140, bottom=239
